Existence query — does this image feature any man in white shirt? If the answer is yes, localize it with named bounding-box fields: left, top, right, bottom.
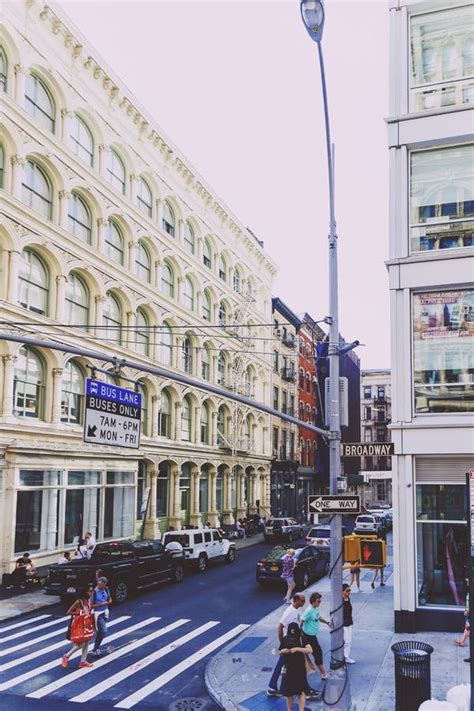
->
left=84, top=532, right=96, bottom=559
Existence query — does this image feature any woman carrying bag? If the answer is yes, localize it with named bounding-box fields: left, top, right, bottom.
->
left=279, top=621, right=313, bottom=711
left=61, top=589, right=94, bottom=669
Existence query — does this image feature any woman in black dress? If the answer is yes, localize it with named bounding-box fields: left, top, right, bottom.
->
left=279, top=622, right=313, bottom=711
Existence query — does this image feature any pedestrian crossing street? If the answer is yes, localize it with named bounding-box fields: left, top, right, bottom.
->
left=0, top=611, right=249, bottom=708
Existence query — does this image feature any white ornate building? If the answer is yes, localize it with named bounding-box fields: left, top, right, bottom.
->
left=0, top=0, right=276, bottom=573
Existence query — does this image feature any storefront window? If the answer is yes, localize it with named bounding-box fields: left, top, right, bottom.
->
left=15, top=471, right=61, bottom=553
left=104, top=471, right=135, bottom=538
left=413, top=289, right=474, bottom=413
left=410, top=146, right=474, bottom=253
left=416, top=484, right=466, bottom=521
left=410, top=6, right=474, bottom=112
left=156, top=466, right=168, bottom=517
left=417, top=521, right=468, bottom=607
left=65, top=488, right=100, bottom=545
left=199, top=473, right=209, bottom=513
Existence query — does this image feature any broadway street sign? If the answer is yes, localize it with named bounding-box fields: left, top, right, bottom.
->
left=83, top=379, right=142, bottom=449
left=341, top=442, right=395, bottom=457
left=309, top=494, right=361, bottom=514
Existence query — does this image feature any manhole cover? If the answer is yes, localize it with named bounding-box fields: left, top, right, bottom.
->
left=169, top=698, right=208, bottom=711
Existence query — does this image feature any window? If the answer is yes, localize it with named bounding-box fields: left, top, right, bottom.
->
left=135, top=241, right=151, bottom=283
left=289, top=394, right=295, bottom=417
left=364, top=428, right=372, bottom=443
left=233, top=269, right=241, bottom=293
left=377, top=386, right=385, bottom=400
left=203, top=239, right=211, bottom=268
left=273, top=386, right=279, bottom=410
left=107, top=149, right=126, bottom=194
left=217, top=352, right=226, bottom=385
left=22, top=160, right=52, bottom=219
left=181, top=397, right=191, bottom=441
left=289, top=432, right=295, bottom=460
left=136, top=309, right=150, bottom=356
left=281, top=390, right=287, bottom=414
left=202, top=290, right=211, bottom=321
left=103, top=293, right=122, bottom=344
left=272, top=428, right=279, bottom=454
left=410, top=145, right=474, bottom=253
left=365, top=406, right=371, bottom=421
left=376, top=429, right=386, bottom=443
left=18, top=249, right=49, bottom=315
left=157, top=465, right=168, bottom=515
left=281, top=430, right=287, bottom=460
left=104, top=471, right=135, bottom=539
left=65, top=272, right=89, bottom=327
left=273, top=350, right=279, bottom=373
left=413, top=289, right=473, bottom=413
left=68, top=193, right=92, bottom=244
left=160, top=323, right=172, bottom=365
left=201, top=404, right=209, bottom=443
left=218, top=255, right=226, bottom=281
left=306, top=372, right=311, bottom=393
left=160, top=263, right=174, bottom=298
left=136, top=177, right=152, bottom=217
left=217, top=406, right=225, bottom=443
left=14, top=346, right=44, bottom=418
left=158, top=390, right=171, bottom=437
left=410, top=6, right=474, bottom=112
left=137, top=382, right=148, bottom=435
left=183, top=277, right=194, bottom=311
left=162, top=201, right=175, bottom=236
left=364, top=386, right=372, bottom=399
left=182, top=336, right=193, bottom=373
left=218, top=302, right=227, bottom=328
left=0, top=47, right=7, bottom=92
left=25, top=73, right=55, bottom=132
left=15, top=471, right=61, bottom=552
left=70, top=115, right=93, bottom=166
left=105, top=220, right=124, bottom=265
left=184, top=221, right=195, bottom=254
left=298, top=401, right=304, bottom=419
left=61, top=360, right=84, bottom=424
left=201, top=347, right=210, bottom=381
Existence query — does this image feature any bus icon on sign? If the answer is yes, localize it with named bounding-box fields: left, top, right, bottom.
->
left=90, top=381, right=98, bottom=395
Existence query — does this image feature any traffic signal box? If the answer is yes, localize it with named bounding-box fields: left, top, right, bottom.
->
left=343, top=535, right=386, bottom=568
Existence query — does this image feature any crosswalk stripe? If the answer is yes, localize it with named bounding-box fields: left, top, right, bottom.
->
left=0, top=616, right=132, bottom=688
left=69, top=620, right=218, bottom=703
left=0, top=615, right=52, bottom=635
left=0, top=618, right=79, bottom=658
left=27, top=618, right=190, bottom=700
left=115, top=623, right=250, bottom=709
left=0, top=616, right=69, bottom=643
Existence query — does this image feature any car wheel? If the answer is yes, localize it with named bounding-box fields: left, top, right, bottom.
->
left=173, top=564, right=184, bottom=583
left=112, top=579, right=129, bottom=604
left=197, top=554, right=208, bottom=573
left=298, top=571, right=310, bottom=590
left=226, top=547, right=236, bottom=564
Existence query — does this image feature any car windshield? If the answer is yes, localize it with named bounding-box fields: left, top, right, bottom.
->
left=357, top=516, right=374, bottom=523
left=309, top=529, right=330, bottom=538
left=164, top=534, right=190, bottom=547
left=267, top=520, right=282, bottom=527
left=92, top=543, right=134, bottom=561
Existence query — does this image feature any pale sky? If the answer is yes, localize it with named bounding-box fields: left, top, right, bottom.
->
left=58, top=0, right=391, bottom=370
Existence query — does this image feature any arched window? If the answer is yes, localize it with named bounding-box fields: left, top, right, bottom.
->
left=184, top=221, right=195, bottom=254
left=70, top=115, right=94, bottom=166
left=233, top=269, right=241, bottom=293
left=160, top=322, right=173, bottom=365
left=68, top=193, right=92, bottom=244
left=306, top=440, right=311, bottom=465
left=18, top=249, right=49, bottom=315
left=203, top=239, right=212, bottom=268
left=136, top=308, right=150, bottom=356
left=65, top=272, right=89, bottom=327
left=0, top=47, right=7, bottom=92
left=135, top=241, right=151, bottom=283
left=14, top=346, right=44, bottom=418
left=158, top=390, right=171, bottom=437
left=201, top=346, right=210, bottom=381
left=217, top=406, right=225, bottom=443
left=201, top=404, right=209, bottom=444
left=182, top=336, right=193, bottom=374
left=107, top=149, right=126, bottom=194
left=218, top=255, right=227, bottom=281
left=137, top=382, right=148, bottom=435
left=181, top=397, right=191, bottom=441
left=217, top=351, right=226, bottom=385
left=245, top=369, right=253, bottom=397
left=160, top=262, right=174, bottom=298
left=136, top=177, right=152, bottom=217
left=202, top=290, right=211, bottom=322
left=463, top=38, right=474, bottom=76
left=182, top=277, right=194, bottom=311
left=103, top=293, right=122, bottom=344
left=61, top=360, right=84, bottom=424
left=218, top=302, right=227, bottom=328
left=442, top=42, right=457, bottom=81
left=0, top=143, right=4, bottom=189
left=105, top=220, right=124, bottom=265
left=162, top=201, right=175, bottom=236
left=25, top=73, right=55, bottom=133
left=306, top=372, right=311, bottom=393
left=22, top=160, right=52, bottom=219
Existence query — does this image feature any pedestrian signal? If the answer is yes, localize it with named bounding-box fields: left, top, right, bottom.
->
left=360, top=539, right=386, bottom=568
left=343, top=535, right=361, bottom=564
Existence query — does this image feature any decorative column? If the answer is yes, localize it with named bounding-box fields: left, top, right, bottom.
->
left=61, top=109, right=74, bottom=143
left=261, top=471, right=272, bottom=517
left=221, top=466, right=234, bottom=525
left=177, top=277, right=183, bottom=305
left=151, top=394, right=160, bottom=439
left=1, top=355, right=17, bottom=419
left=211, top=411, right=217, bottom=447
left=154, top=259, right=161, bottom=288
left=174, top=401, right=182, bottom=441
left=129, top=240, right=138, bottom=273
left=177, top=219, right=184, bottom=244
left=55, top=275, right=67, bottom=322
left=175, top=337, right=183, bottom=370
left=129, top=174, right=139, bottom=206
left=168, top=464, right=182, bottom=530
left=248, top=471, right=258, bottom=514
left=11, top=155, right=25, bottom=199
left=189, top=467, right=202, bottom=528
left=51, top=367, right=63, bottom=424
left=14, top=64, right=27, bottom=104
left=7, top=250, right=21, bottom=303
left=236, top=471, right=246, bottom=520
left=207, top=467, right=219, bottom=527
left=94, top=295, right=106, bottom=337
left=144, top=469, right=161, bottom=539
left=194, top=404, right=202, bottom=444
left=97, top=218, right=109, bottom=252
left=98, top=144, right=110, bottom=180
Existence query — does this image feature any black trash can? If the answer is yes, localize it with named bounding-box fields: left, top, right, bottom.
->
left=391, top=641, right=434, bottom=711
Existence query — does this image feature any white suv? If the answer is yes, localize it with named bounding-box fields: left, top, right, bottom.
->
left=354, top=515, right=380, bottom=535
left=162, top=528, right=236, bottom=573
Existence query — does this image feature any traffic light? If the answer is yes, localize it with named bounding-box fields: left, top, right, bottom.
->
left=360, top=539, right=386, bottom=568
left=343, top=535, right=360, bottom=564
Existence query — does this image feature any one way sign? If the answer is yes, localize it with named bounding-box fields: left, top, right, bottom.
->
left=309, top=494, right=360, bottom=514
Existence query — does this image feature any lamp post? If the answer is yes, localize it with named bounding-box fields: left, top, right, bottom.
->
left=300, top=2, right=351, bottom=708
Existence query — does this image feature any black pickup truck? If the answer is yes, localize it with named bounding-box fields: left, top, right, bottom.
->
left=45, top=540, right=185, bottom=603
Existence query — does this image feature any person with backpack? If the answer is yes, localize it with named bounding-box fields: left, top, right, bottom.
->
left=91, top=576, right=112, bottom=657
left=61, top=589, right=94, bottom=669
left=279, top=621, right=313, bottom=711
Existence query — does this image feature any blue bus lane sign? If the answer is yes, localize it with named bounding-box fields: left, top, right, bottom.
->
left=83, top=378, right=142, bottom=449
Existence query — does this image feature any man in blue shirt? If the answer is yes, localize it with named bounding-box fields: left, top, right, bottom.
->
left=91, top=576, right=112, bottom=656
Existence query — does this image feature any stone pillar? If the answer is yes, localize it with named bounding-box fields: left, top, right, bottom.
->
left=177, top=277, right=183, bottom=306
left=151, top=394, right=160, bottom=438
left=194, top=404, right=202, bottom=444
left=154, top=259, right=161, bottom=288
left=94, top=295, right=106, bottom=337
left=168, top=465, right=181, bottom=530
left=11, top=155, right=25, bottom=199
left=55, top=275, right=67, bottom=322
left=211, top=411, right=217, bottom=447
left=1, top=355, right=17, bottom=418
left=144, top=469, right=161, bottom=539
left=248, top=472, right=258, bottom=514
left=236, top=473, right=246, bottom=520
left=175, top=337, right=183, bottom=370
left=189, top=467, right=202, bottom=528
left=97, top=218, right=109, bottom=252
left=207, top=468, right=219, bottom=527
left=130, top=174, right=139, bottom=207
left=51, top=367, right=63, bottom=424
left=7, top=250, right=21, bottom=303
left=177, top=219, right=184, bottom=244
left=129, top=240, right=138, bottom=273
left=261, top=472, right=272, bottom=517
left=174, top=401, right=182, bottom=441
left=14, top=64, right=26, bottom=104
left=221, top=466, right=234, bottom=524
left=98, top=144, right=110, bottom=180
left=61, top=109, right=74, bottom=143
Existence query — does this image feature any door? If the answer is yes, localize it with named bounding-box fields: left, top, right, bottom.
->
left=180, top=488, right=189, bottom=527
left=212, top=530, right=224, bottom=558
left=203, top=530, right=212, bottom=558
left=133, top=543, right=156, bottom=583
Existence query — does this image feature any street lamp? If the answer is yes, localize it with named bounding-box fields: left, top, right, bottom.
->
left=300, top=2, right=351, bottom=709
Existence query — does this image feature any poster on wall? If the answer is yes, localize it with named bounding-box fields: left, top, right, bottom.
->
left=413, top=289, right=474, bottom=413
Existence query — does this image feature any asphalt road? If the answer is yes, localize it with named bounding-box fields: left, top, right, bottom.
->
left=0, top=538, right=294, bottom=711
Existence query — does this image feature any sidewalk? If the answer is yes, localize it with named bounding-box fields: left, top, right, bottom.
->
left=0, top=589, right=58, bottom=623
left=206, top=564, right=470, bottom=710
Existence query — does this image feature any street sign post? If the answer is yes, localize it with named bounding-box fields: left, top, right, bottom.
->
left=341, top=442, right=394, bottom=457
left=308, top=494, right=360, bottom=514
left=83, top=379, right=142, bottom=449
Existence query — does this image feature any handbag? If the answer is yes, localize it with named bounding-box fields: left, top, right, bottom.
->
left=70, top=607, right=94, bottom=645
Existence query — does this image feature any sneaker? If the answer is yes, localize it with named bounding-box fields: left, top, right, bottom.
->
left=92, top=650, right=102, bottom=657
left=79, top=661, right=94, bottom=668
left=60, top=654, right=68, bottom=669
left=321, top=673, right=329, bottom=680
left=371, top=582, right=375, bottom=589
left=345, top=657, right=356, bottom=664
left=307, top=689, right=321, bottom=699
left=267, top=688, right=281, bottom=697
left=380, top=583, right=386, bottom=587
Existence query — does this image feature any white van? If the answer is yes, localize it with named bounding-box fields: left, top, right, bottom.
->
left=162, top=528, right=236, bottom=572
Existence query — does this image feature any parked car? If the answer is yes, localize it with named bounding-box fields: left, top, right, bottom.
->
left=354, top=514, right=381, bottom=535
left=256, top=545, right=329, bottom=590
left=45, top=539, right=185, bottom=604
left=306, top=524, right=350, bottom=558
left=162, top=528, right=236, bottom=573
left=263, top=518, right=303, bottom=543
left=369, top=510, right=392, bottom=531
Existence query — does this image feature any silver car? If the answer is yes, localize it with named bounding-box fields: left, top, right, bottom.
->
left=264, top=518, right=303, bottom=543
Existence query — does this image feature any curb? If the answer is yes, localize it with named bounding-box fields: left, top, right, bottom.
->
left=0, top=591, right=61, bottom=624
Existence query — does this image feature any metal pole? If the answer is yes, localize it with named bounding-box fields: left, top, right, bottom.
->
left=316, top=42, right=351, bottom=709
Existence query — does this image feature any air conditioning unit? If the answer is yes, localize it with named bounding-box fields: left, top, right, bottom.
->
left=274, top=327, right=282, bottom=337
left=324, top=377, right=349, bottom=428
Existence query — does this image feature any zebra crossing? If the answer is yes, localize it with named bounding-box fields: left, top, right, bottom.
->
left=0, top=611, right=249, bottom=707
